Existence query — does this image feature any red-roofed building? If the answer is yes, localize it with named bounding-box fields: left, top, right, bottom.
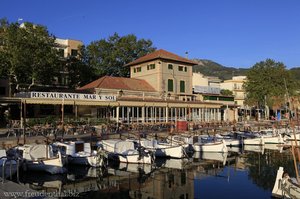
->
left=125, top=49, right=197, bottom=67
left=78, top=75, right=161, bottom=101
left=78, top=76, right=156, bottom=92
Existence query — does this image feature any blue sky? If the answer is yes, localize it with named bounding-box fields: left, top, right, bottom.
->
left=1, top=0, right=300, bottom=68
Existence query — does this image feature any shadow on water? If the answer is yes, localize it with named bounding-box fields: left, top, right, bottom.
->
left=11, top=147, right=296, bottom=199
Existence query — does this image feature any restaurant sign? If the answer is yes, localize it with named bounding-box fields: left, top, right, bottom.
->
left=29, top=92, right=116, bottom=101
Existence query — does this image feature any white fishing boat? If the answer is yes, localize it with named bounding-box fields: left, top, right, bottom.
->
left=99, top=139, right=153, bottom=164
left=16, top=144, right=65, bottom=174
left=260, top=129, right=285, bottom=144
left=243, top=136, right=264, bottom=145
left=53, top=141, right=104, bottom=167
left=243, top=129, right=284, bottom=145
left=272, top=167, right=300, bottom=198
left=167, top=134, right=195, bottom=152
left=263, top=134, right=284, bottom=144
left=215, top=134, right=242, bottom=146
left=193, top=139, right=228, bottom=153
left=140, top=139, right=186, bottom=158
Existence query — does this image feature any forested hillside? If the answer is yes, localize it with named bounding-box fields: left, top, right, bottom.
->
left=192, top=59, right=300, bottom=81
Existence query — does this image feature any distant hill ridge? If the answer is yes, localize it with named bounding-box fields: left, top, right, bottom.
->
left=192, top=59, right=248, bottom=80
left=192, top=59, right=300, bottom=81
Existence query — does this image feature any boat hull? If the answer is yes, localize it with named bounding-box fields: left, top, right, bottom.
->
left=24, top=155, right=65, bottom=174
left=156, top=143, right=185, bottom=158
left=68, top=156, right=103, bottom=167
left=193, top=140, right=227, bottom=153
left=140, top=140, right=185, bottom=158
left=263, top=135, right=284, bottom=144
left=243, top=137, right=264, bottom=145
left=24, top=159, right=65, bottom=174
left=118, top=153, right=152, bottom=164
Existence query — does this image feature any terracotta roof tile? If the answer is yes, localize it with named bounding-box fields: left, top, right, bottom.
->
left=78, top=76, right=156, bottom=92
left=125, top=49, right=197, bottom=66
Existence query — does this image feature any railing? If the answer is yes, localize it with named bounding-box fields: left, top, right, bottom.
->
left=1, top=156, right=20, bottom=183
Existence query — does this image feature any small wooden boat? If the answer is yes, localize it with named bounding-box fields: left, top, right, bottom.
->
left=244, top=129, right=284, bottom=145
left=272, top=167, right=300, bottom=198
left=53, top=141, right=105, bottom=167
left=260, top=129, right=285, bottom=144
left=99, top=139, right=153, bottom=164
left=215, top=133, right=242, bottom=146
left=16, top=144, right=65, bottom=174
left=243, top=136, right=264, bottom=145
left=140, top=139, right=186, bottom=158
left=193, top=139, right=228, bottom=153
left=167, top=134, right=195, bottom=152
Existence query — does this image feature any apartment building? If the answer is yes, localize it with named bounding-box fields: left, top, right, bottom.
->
left=220, top=76, right=247, bottom=108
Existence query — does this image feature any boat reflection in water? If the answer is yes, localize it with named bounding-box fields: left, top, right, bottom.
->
left=243, top=144, right=265, bottom=154
left=228, top=146, right=243, bottom=154
left=193, top=152, right=228, bottom=166
left=243, top=143, right=283, bottom=155
left=264, top=144, right=283, bottom=152
left=19, top=166, right=106, bottom=195
left=14, top=148, right=297, bottom=199
left=159, top=158, right=190, bottom=170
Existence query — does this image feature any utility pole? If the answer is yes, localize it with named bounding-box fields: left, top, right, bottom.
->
left=284, top=78, right=292, bottom=121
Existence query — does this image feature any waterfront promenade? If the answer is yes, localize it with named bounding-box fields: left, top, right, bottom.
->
left=0, top=119, right=287, bottom=149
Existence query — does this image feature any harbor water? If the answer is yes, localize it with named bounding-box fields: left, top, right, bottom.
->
left=9, top=145, right=296, bottom=199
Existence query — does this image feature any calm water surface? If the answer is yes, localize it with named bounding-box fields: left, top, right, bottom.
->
left=14, top=146, right=296, bottom=199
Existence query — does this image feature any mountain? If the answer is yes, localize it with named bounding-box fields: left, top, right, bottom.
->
left=192, top=59, right=248, bottom=80
left=289, top=67, right=300, bottom=81
left=192, top=59, right=300, bottom=81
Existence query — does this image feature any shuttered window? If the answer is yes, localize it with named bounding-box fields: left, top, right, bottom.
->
left=180, top=81, right=185, bottom=93
left=168, top=79, right=173, bottom=92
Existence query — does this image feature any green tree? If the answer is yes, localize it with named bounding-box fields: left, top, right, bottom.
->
left=220, top=89, right=233, bottom=96
left=61, top=45, right=95, bottom=88
left=0, top=19, right=60, bottom=95
left=244, top=59, right=298, bottom=110
left=86, top=33, right=156, bottom=77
